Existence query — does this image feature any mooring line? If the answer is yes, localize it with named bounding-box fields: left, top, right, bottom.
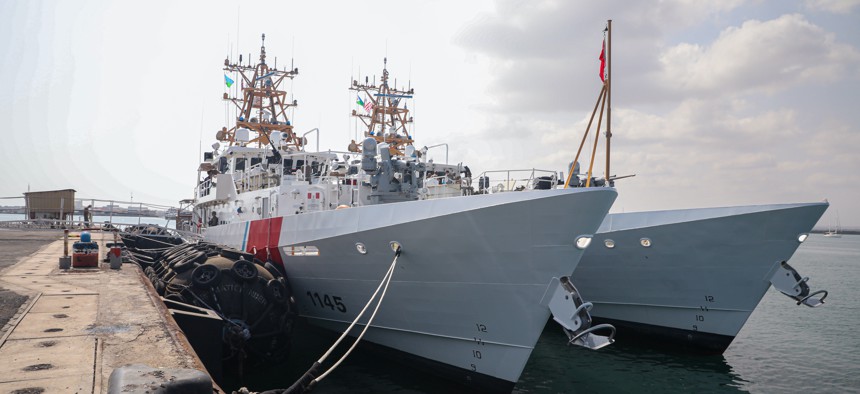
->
left=281, top=243, right=402, bottom=394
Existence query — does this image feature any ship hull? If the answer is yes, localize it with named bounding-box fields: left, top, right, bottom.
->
left=205, top=187, right=617, bottom=390
left=572, top=202, right=828, bottom=353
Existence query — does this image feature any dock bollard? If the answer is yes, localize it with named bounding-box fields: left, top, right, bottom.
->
left=59, top=229, right=71, bottom=269
left=109, top=247, right=122, bottom=269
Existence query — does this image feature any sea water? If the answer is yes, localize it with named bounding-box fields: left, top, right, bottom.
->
left=227, top=234, right=860, bottom=393
left=514, top=234, right=860, bottom=393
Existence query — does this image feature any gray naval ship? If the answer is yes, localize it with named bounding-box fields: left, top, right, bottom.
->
left=472, top=157, right=829, bottom=354
left=572, top=202, right=829, bottom=353
left=196, top=44, right=617, bottom=392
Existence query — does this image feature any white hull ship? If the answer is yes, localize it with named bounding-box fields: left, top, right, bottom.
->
left=572, top=202, right=828, bottom=353
left=194, top=38, right=616, bottom=391
left=823, top=210, right=842, bottom=237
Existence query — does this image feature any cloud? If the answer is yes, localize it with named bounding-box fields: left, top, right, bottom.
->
left=457, top=5, right=860, bottom=116
left=600, top=99, right=848, bottom=211
left=659, top=14, right=860, bottom=96
left=554, top=98, right=783, bottom=182
left=461, top=82, right=857, bottom=216
left=454, top=1, right=749, bottom=113
left=804, top=0, right=860, bottom=14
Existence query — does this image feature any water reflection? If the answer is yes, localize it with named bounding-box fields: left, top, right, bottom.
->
left=515, top=326, right=748, bottom=393
left=222, top=320, right=749, bottom=394
left=220, top=320, right=458, bottom=394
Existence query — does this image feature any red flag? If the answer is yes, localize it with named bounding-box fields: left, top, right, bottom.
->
left=599, top=41, right=606, bottom=82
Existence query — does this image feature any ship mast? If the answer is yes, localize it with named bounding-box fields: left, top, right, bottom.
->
left=605, top=19, right=612, bottom=185
left=349, top=58, right=415, bottom=155
left=218, top=34, right=301, bottom=150
left=565, top=20, right=614, bottom=188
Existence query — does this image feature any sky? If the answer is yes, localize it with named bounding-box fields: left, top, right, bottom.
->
left=1, top=0, right=858, bottom=228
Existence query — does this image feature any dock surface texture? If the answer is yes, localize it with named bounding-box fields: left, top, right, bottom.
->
left=0, top=229, right=212, bottom=393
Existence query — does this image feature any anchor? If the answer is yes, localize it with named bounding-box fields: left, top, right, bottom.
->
left=542, top=276, right=615, bottom=350
left=769, top=261, right=829, bottom=308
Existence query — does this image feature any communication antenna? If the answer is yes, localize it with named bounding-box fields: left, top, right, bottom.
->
left=291, top=36, right=296, bottom=122
left=236, top=5, right=240, bottom=64
left=350, top=58, right=355, bottom=142
left=197, top=106, right=204, bottom=188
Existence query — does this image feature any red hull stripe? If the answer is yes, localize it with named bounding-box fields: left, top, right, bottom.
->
left=245, top=217, right=284, bottom=267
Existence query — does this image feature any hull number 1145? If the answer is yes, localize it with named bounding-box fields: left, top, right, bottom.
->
left=306, top=291, right=346, bottom=313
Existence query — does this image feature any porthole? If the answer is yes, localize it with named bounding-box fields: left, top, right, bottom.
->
left=640, top=238, right=652, bottom=248
left=797, top=233, right=809, bottom=243
left=355, top=242, right=367, bottom=254
left=575, top=235, right=593, bottom=250
left=604, top=239, right=616, bottom=249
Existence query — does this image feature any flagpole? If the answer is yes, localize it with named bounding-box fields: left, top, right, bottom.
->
left=605, top=19, right=612, bottom=186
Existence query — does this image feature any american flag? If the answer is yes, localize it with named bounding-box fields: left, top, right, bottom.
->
left=356, top=95, right=374, bottom=113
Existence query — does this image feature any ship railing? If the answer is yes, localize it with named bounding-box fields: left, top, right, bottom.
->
left=280, top=151, right=341, bottom=184
left=234, top=163, right=275, bottom=193
left=422, top=175, right=463, bottom=200
left=475, top=169, right=560, bottom=194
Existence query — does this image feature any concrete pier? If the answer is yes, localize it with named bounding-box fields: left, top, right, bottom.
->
left=0, top=231, right=217, bottom=393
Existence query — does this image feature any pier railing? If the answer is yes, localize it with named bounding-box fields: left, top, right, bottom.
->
left=476, top=169, right=560, bottom=194
left=0, top=218, right=201, bottom=242
left=0, top=196, right=199, bottom=239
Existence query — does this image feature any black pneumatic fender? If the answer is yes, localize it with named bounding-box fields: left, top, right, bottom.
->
left=172, top=251, right=208, bottom=274
left=191, top=263, right=222, bottom=289
left=263, top=261, right=285, bottom=279
left=220, top=248, right=255, bottom=262
left=137, top=244, right=295, bottom=364
left=230, top=258, right=259, bottom=281
left=266, top=279, right=289, bottom=306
